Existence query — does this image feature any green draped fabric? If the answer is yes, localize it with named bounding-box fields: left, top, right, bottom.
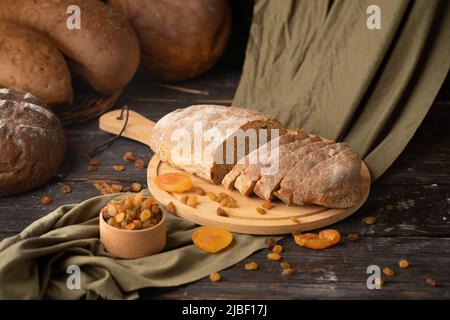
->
left=234, top=0, right=450, bottom=179
left=0, top=194, right=269, bottom=299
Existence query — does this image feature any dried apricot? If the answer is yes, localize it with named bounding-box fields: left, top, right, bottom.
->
left=155, top=172, right=193, bottom=193
left=192, top=226, right=233, bottom=254
left=294, top=229, right=341, bottom=250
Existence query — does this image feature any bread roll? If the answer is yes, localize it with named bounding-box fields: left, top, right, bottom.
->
left=108, top=0, right=231, bottom=82
left=0, top=0, right=140, bottom=94
left=0, top=20, right=73, bottom=105
left=149, top=105, right=286, bottom=184
left=0, top=89, right=67, bottom=197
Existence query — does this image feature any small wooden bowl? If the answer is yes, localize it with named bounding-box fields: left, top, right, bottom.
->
left=99, top=212, right=166, bottom=259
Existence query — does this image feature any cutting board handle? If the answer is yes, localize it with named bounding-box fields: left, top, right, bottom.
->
left=99, top=109, right=155, bottom=146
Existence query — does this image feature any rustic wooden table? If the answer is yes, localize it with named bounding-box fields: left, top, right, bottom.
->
left=0, top=67, right=449, bottom=300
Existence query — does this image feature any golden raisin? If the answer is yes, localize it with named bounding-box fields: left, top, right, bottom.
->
left=60, top=185, right=72, bottom=194
left=41, top=195, right=52, bottom=205
left=192, top=187, right=206, bottom=196
left=282, top=268, right=295, bottom=277
left=126, top=223, right=136, bottom=230
left=290, top=216, right=300, bottom=224
left=364, top=216, right=376, bottom=225
left=122, top=152, right=136, bottom=163
left=207, top=192, right=218, bottom=201
left=209, top=273, right=221, bottom=282
left=88, top=165, right=98, bottom=172
left=244, top=262, right=258, bottom=271
left=219, top=198, right=228, bottom=207
left=227, top=199, right=238, bottom=208
left=115, top=212, right=125, bottom=223
left=166, top=202, right=176, bottom=214
left=181, top=195, right=189, bottom=204
left=135, top=159, right=146, bottom=169
left=383, top=267, right=396, bottom=277
left=186, top=195, right=198, bottom=208
left=151, top=204, right=161, bottom=215
left=280, top=262, right=291, bottom=270
left=398, top=260, right=409, bottom=269
left=272, top=244, right=283, bottom=254
left=89, top=158, right=101, bottom=166
left=140, top=209, right=152, bottom=222
left=256, top=207, right=267, bottom=215
left=113, top=165, right=125, bottom=172
left=130, top=183, right=142, bottom=192
left=262, top=201, right=274, bottom=210
left=267, top=253, right=282, bottom=261
left=347, top=233, right=359, bottom=241
left=426, top=278, right=436, bottom=287
left=217, top=207, right=229, bottom=217
left=133, top=220, right=143, bottom=229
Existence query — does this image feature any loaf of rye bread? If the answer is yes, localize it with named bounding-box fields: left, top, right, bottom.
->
left=149, top=105, right=286, bottom=184
left=0, top=20, right=73, bottom=105
left=0, top=89, right=67, bottom=197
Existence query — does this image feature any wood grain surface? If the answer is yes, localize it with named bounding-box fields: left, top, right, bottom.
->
left=0, top=68, right=449, bottom=299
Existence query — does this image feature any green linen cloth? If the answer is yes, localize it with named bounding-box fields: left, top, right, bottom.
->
left=0, top=194, right=269, bottom=299
left=234, top=0, right=450, bottom=179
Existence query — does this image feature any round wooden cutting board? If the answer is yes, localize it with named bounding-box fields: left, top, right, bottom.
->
left=100, top=109, right=371, bottom=235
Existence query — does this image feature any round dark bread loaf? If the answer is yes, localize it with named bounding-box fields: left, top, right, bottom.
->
left=0, top=89, right=67, bottom=197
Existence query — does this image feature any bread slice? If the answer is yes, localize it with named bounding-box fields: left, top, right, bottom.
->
left=234, top=136, right=322, bottom=196
left=253, top=140, right=334, bottom=200
left=275, top=143, right=350, bottom=203
left=221, top=129, right=308, bottom=190
left=149, top=105, right=286, bottom=184
left=292, top=150, right=363, bottom=208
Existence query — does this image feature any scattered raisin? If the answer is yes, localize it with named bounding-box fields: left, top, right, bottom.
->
left=280, top=262, right=291, bottom=270
left=187, top=195, right=198, bottom=208
left=383, top=267, right=395, bottom=277
left=87, top=165, right=97, bottom=172
left=41, top=195, right=52, bottom=205
left=219, top=198, right=228, bottom=207
left=217, top=207, right=229, bottom=217
left=282, top=268, right=295, bottom=277
left=267, top=253, right=282, bottom=261
left=256, top=207, right=267, bottom=215
left=60, top=185, right=72, bottom=194
left=347, top=233, right=359, bottom=241
left=192, top=187, right=206, bottom=196
left=115, top=212, right=125, bottom=223
left=207, top=192, right=218, bottom=201
left=261, top=201, right=274, bottom=210
left=398, top=260, right=409, bottom=269
left=363, top=216, right=376, bottom=225
left=272, top=244, right=283, bottom=254
left=135, top=159, right=146, bottom=169
left=89, top=159, right=100, bottom=166
left=166, top=202, right=176, bottom=214
left=290, top=216, right=300, bottom=224
left=111, top=184, right=124, bottom=193
left=130, top=182, right=142, bottom=192
left=113, top=165, right=125, bottom=172
left=209, top=273, right=221, bottom=282
left=122, top=152, right=136, bottom=163
left=181, top=195, right=189, bottom=204
left=426, top=278, right=436, bottom=287
left=244, top=262, right=258, bottom=271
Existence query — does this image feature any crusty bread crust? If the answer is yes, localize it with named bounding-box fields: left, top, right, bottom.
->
left=0, top=21, right=73, bottom=105
left=221, top=129, right=307, bottom=190
left=0, top=0, right=140, bottom=94
left=149, top=105, right=286, bottom=184
left=0, top=89, right=67, bottom=197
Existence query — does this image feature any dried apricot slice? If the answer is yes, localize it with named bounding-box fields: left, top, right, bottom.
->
left=294, top=229, right=341, bottom=250
left=155, top=172, right=193, bottom=193
left=192, top=226, right=233, bottom=253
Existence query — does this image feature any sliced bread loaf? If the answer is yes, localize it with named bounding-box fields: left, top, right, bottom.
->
left=149, top=105, right=286, bottom=184
left=234, top=136, right=321, bottom=196
left=275, top=143, right=350, bottom=203
left=221, top=129, right=308, bottom=190
left=291, top=150, right=362, bottom=208
left=253, top=140, right=334, bottom=201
